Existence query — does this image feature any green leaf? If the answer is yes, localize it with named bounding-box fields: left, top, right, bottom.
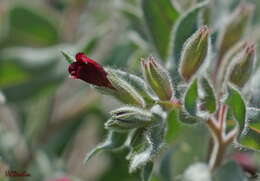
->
left=239, top=127, right=260, bottom=151
left=140, top=162, right=154, bottom=181
left=129, top=119, right=165, bottom=172
left=3, top=5, right=59, bottom=47
left=103, top=42, right=136, bottom=67
left=213, top=161, right=247, bottom=181
left=126, top=129, right=147, bottom=160
left=171, top=1, right=209, bottom=66
left=142, top=0, right=179, bottom=61
left=120, top=5, right=147, bottom=40
left=84, top=131, right=127, bottom=164
left=0, top=46, right=64, bottom=102
left=129, top=145, right=153, bottom=173
left=225, top=113, right=238, bottom=134
left=2, top=72, right=62, bottom=102
left=184, top=78, right=198, bottom=116
left=199, top=77, right=216, bottom=113
left=225, top=85, right=246, bottom=134
left=238, top=107, right=260, bottom=151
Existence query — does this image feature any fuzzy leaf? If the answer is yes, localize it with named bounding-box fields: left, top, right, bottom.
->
left=238, top=107, right=260, bottom=151
left=142, top=0, right=179, bottom=61
left=225, top=85, right=246, bottom=134
left=171, top=1, right=209, bottom=66
left=239, top=127, right=260, bottom=151
left=199, top=77, right=216, bottom=113
left=213, top=161, right=247, bottom=181
left=129, top=119, right=165, bottom=172
left=129, top=146, right=153, bottom=173
left=84, top=131, right=127, bottom=164
left=184, top=78, right=198, bottom=116
left=126, top=129, right=147, bottom=160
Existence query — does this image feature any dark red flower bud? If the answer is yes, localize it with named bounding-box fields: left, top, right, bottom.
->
left=231, top=152, right=258, bottom=176
left=68, top=53, right=114, bottom=89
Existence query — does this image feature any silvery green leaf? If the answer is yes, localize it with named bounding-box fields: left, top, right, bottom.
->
left=126, top=128, right=147, bottom=160
left=84, top=131, right=127, bottom=164
left=129, top=116, right=165, bottom=172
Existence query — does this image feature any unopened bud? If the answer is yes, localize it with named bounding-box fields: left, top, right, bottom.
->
left=141, top=56, right=174, bottom=101
left=217, top=3, right=254, bottom=58
left=105, top=107, right=153, bottom=131
left=111, top=69, right=155, bottom=106
left=229, top=44, right=255, bottom=87
left=216, top=41, right=248, bottom=90
left=179, top=26, right=209, bottom=82
left=107, top=70, right=146, bottom=107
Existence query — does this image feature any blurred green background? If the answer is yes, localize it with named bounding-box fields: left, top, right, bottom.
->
left=0, top=0, right=260, bottom=181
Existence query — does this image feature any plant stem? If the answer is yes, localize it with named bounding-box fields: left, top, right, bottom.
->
left=206, top=118, right=224, bottom=171
left=208, top=131, right=226, bottom=171
left=206, top=104, right=237, bottom=171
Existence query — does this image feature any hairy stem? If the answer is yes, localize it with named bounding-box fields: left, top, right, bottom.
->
left=208, top=129, right=226, bottom=171
left=206, top=103, right=237, bottom=171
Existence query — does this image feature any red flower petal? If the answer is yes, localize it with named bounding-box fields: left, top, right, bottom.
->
left=68, top=53, right=114, bottom=89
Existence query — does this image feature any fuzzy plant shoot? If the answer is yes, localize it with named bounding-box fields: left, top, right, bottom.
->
left=62, top=0, right=260, bottom=180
